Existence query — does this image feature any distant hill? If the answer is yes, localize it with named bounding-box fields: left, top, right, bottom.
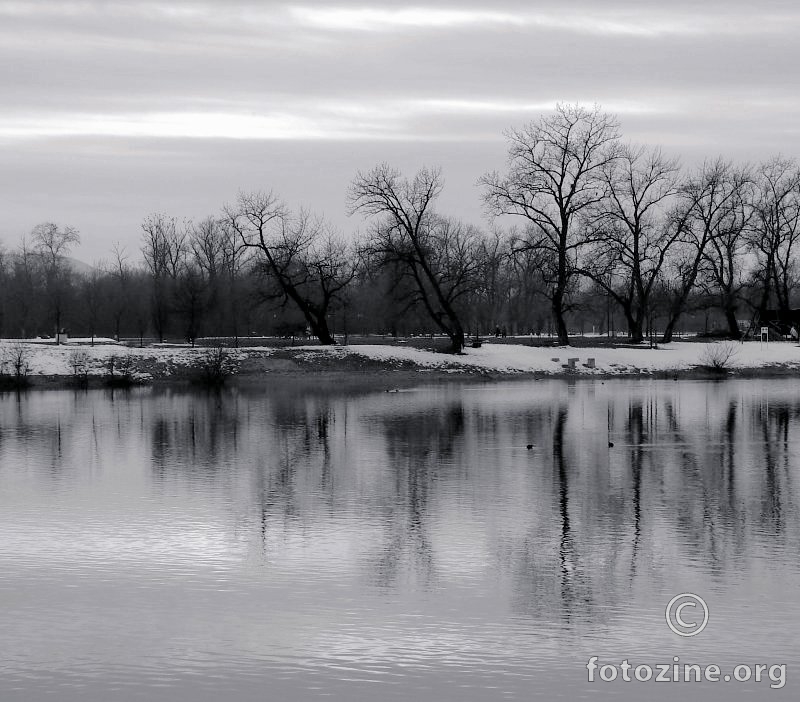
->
left=3, top=252, right=96, bottom=276
left=64, top=256, right=95, bottom=275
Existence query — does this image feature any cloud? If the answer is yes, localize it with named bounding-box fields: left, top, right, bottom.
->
left=0, top=112, right=325, bottom=140
left=289, top=6, right=525, bottom=31
left=0, top=96, right=677, bottom=142
left=413, top=99, right=667, bottom=116
left=2, top=0, right=800, bottom=258
left=288, top=4, right=794, bottom=37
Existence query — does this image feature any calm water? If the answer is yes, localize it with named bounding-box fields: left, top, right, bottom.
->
left=1, top=379, right=799, bottom=701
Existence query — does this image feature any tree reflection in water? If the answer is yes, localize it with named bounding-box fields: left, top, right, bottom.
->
left=3, top=380, right=800, bottom=629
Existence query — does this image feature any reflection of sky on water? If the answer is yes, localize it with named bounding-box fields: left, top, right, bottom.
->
left=0, top=380, right=799, bottom=700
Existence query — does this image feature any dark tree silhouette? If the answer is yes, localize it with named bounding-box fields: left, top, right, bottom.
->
left=31, top=222, right=80, bottom=341
left=482, top=104, right=620, bottom=345
left=580, top=145, right=681, bottom=342
left=349, top=164, right=482, bottom=353
left=749, top=158, right=800, bottom=320
left=661, top=160, right=747, bottom=343
left=224, top=191, right=355, bottom=345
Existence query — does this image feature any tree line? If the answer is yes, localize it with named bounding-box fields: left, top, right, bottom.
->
left=2, top=104, right=800, bottom=351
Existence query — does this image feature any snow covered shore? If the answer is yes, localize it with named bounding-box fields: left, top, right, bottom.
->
left=305, top=340, right=800, bottom=375
left=2, top=339, right=800, bottom=381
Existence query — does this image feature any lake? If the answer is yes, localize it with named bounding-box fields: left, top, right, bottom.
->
left=1, top=379, right=798, bottom=700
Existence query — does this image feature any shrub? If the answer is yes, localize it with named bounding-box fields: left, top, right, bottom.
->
left=191, top=345, right=238, bottom=387
left=105, top=353, right=135, bottom=388
left=68, top=349, right=91, bottom=387
left=0, top=342, right=31, bottom=390
left=699, top=341, right=739, bottom=372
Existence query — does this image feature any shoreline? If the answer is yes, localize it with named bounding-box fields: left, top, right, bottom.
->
left=8, top=361, right=800, bottom=394
left=2, top=339, right=800, bottom=392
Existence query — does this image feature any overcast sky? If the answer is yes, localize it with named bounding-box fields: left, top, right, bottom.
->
left=2, top=0, right=800, bottom=261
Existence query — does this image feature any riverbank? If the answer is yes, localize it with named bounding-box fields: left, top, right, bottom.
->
left=2, top=338, right=800, bottom=390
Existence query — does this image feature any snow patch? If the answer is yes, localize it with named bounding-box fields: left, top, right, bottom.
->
left=2, top=339, right=799, bottom=378
left=339, top=340, right=800, bottom=374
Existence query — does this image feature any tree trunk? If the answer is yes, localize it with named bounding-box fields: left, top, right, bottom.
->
left=756, top=268, right=772, bottom=320
left=724, top=304, right=741, bottom=339
left=622, top=305, right=644, bottom=343
left=661, top=261, right=703, bottom=344
left=661, top=316, right=677, bottom=344
left=552, top=296, right=569, bottom=345
left=449, top=328, right=465, bottom=354
left=308, top=314, right=335, bottom=345
left=629, top=320, right=644, bottom=344
left=553, top=238, right=570, bottom=345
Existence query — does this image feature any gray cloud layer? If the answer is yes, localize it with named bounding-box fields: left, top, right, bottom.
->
left=2, top=0, right=800, bottom=258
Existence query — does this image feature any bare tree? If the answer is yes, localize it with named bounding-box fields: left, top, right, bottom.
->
left=31, top=222, right=80, bottom=340
left=9, top=236, right=42, bottom=338
left=129, top=267, right=151, bottom=347
left=349, top=164, right=481, bottom=352
left=190, top=216, right=226, bottom=281
left=224, top=191, right=355, bottom=345
left=81, top=264, right=105, bottom=345
left=698, top=166, right=754, bottom=338
left=0, top=244, right=7, bottom=337
left=141, top=213, right=186, bottom=342
left=661, top=159, right=745, bottom=343
left=580, top=145, right=681, bottom=342
left=174, top=260, right=207, bottom=345
left=108, top=244, right=131, bottom=341
left=749, top=158, right=800, bottom=319
left=218, top=218, right=252, bottom=345
left=504, top=232, right=552, bottom=335
left=470, top=229, right=512, bottom=336
left=187, top=216, right=226, bottom=342
left=481, top=104, right=620, bottom=344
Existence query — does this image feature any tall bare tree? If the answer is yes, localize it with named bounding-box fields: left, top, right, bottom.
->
left=31, top=222, right=80, bottom=340
left=580, top=145, right=681, bottom=342
left=141, top=213, right=186, bottom=342
left=9, top=236, right=42, bottom=338
left=349, top=164, right=482, bottom=352
left=218, top=218, right=252, bottom=345
left=698, top=166, right=754, bottom=338
left=108, top=244, right=131, bottom=341
left=0, top=244, right=7, bottom=337
left=224, top=191, right=355, bottom=345
left=505, top=237, right=552, bottom=335
left=749, top=158, right=800, bottom=319
left=482, top=104, right=620, bottom=344
left=81, top=264, right=105, bottom=346
left=661, top=159, right=746, bottom=343
left=189, top=216, right=234, bottom=341
left=470, top=229, right=511, bottom=335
